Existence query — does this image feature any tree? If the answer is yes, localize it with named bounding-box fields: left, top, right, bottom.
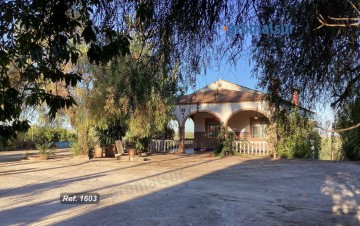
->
left=2, top=0, right=359, bottom=146
left=335, top=93, right=360, bottom=160
left=250, top=0, right=359, bottom=110
left=64, top=19, right=178, bottom=153
left=0, top=0, right=130, bottom=145
left=0, top=0, right=224, bottom=145
left=88, top=24, right=178, bottom=150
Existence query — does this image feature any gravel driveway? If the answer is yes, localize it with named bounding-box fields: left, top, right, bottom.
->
left=0, top=149, right=359, bottom=225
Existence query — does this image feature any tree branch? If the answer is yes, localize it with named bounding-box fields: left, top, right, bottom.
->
left=315, top=122, right=360, bottom=133
left=316, top=0, right=360, bottom=29
left=331, top=73, right=360, bottom=107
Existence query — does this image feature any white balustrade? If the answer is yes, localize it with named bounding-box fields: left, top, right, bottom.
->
left=149, top=139, right=180, bottom=152
left=232, top=141, right=272, bottom=155
left=149, top=139, right=271, bottom=155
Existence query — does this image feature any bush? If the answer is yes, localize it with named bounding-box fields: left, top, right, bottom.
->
left=276, top=111, right=321, bottom=159
left=335, top=96, right=360, bottom=161
left=4, top=126, right=75, bottom=150
left=320, top=136, right=343, bottom=160
left=36, top=143, right=55, bottom=159
left=122, top=135, right=148, bottom=152
left=213, top=126, right=236, bottom=157
left=71, top=127, right=97, bottom=156
left=70, top=142, right=84, bottom=156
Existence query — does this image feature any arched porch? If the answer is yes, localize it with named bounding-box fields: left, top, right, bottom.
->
left=182, top=111, right=221, bottom=151
left=225, top=109, right=270, bottom=141
left=152, top=79, right=274, bottom=155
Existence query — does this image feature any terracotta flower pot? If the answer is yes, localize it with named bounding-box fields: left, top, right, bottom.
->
left=94, top=147, right=103, bottom=158
left=106, top=144, right=116, bottom=157
left=128, top=149, right=137, bottom=157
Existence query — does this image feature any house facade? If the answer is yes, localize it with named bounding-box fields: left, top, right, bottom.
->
left=173, top=79, right=272, bottom=153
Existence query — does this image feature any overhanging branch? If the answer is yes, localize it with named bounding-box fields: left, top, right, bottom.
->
left=315, top=122, right=360, bottom=133
left=316, top=0, right=360, bottom=29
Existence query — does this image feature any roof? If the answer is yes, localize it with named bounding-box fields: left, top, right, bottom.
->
left=177, top=89, right=266, bottom=104
left=176, top=79, right=315, bottom=114
left=177, top=79, right=267, bottom=104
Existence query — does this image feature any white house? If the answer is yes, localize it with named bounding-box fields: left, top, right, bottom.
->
left=173, top=79, right=272, bottom=153
left=150, top=79, right=314, bottom=155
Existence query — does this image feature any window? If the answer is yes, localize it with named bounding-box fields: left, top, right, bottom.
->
left=252, top=118, right=268, bottom=138
left=206, top=119, right=220, bottom=138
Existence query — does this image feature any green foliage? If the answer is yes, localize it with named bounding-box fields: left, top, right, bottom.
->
left=213, top=126, right=236, bottom=157
left=85, top=22, right=178, bottom=151
left=0, top=0, right=132, bottom=144
left=320, top=136, right=343, bottom=160
left=1, top=0, right=358, bottom=147
left=276, top=111, right=321, bottom=159
left=72, top=126, right=97, bottom=156
left=4, top=126, right=75, bottom=150
left=96, top=118, right=127, bottom=147
left=36, top=143, right=55, bottom=158
left=70, top=142, right=83, bottom=156
left=335, top=95, right=360, bottom=160
left=150, top=126, right=176, bottom=140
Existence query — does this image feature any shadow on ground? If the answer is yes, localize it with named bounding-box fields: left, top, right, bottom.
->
left=0, top=151, right=359, bottom=225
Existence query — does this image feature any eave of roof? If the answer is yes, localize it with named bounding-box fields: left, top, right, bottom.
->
left=177, top=89, right=267, bottom=104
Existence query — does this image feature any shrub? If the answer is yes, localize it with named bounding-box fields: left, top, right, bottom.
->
left=335, top=96, right=360, bottom=161
left=213, top=126, right=236, bottom=157
left=4, top=126, right=75, bottom=150
left=36, top=143, right=55, bottom=159
left=71, top=127, right=97, bottom=156
left=276, top=111, right=321, bottom=159
left=70, top=142, right=83, bottom=156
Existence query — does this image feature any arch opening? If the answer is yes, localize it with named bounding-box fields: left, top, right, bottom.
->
left=226, top=110, right=270, bottom=141
left=182, top=111, right=221, bottom=151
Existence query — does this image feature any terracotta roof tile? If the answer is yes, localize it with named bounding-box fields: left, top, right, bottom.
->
left=177, top=89, right=266, bottom=104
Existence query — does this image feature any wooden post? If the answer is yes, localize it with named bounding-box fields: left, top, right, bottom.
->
left=177, top=126, right=185, bottom=153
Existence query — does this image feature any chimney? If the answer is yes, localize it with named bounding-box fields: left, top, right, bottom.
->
left=292, top=89, right=299, bottom=106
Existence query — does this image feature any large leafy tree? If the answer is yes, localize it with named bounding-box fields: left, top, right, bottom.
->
left=1, top=0, right=359, bottom=146
left=0, top=0, right=130, bottom=145
left=65, top=20, right=178, bottom=153
left=0, top=0, right=224, bottom=145
left=250, top=0, right=359, bottom=109
left=88, top=22, right=178, bottom=150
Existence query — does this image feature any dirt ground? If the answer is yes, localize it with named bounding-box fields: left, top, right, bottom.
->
left=0, top=149, right=359, bottom=226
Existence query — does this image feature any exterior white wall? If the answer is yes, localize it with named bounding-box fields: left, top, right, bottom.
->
left=227, top=111, right=254, bottom=133
left=192, top=112, right=216, bottom=132
left=174, top=101, right=270, bottom=127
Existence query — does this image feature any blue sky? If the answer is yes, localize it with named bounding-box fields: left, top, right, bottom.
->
left=191, top=56, right=259, bottom=93
left=189, top=33, right=259, bottom=93
left=181, top=43, right=261, bottom=132
left=177, top=38, right=335, bottom=133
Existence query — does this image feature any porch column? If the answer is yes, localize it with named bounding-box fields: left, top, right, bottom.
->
left=177, top=126, right=185, bottom=153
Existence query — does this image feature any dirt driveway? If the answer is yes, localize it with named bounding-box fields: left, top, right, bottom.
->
left=0, top=149, right=359, bottom=226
